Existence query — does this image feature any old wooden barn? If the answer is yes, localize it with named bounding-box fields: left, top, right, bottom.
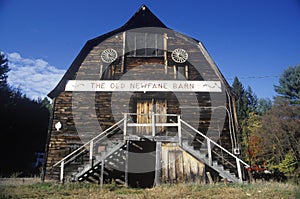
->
left=43, top=5, right=249, bottom=187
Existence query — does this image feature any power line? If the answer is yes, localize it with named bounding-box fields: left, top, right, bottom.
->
left=226, top=75, right=279, bottom=80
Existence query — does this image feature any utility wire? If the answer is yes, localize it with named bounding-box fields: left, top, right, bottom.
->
left=226, top=75, right=279, bottom=80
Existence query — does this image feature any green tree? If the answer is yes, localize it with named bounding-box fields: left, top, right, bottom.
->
left=241, top=112, right=262, bottom=165
left=259, top=97, right=300, bottom=177
left=0, top=52, right=11, bottom=114
left=232, top=77, right=262, bottom=166
left=278, top=152, right=297, bottom=175
left=246, top=86, right=258, bottom=114
left=39, top=97, right=53, bottom=112
left=274, top=65, right=300, bottom=104
left=232, top=77, right=248, bottom=127
left=257, top=97, right=272, bottom=115
left=0, top=52, right=50, bottom=177
left=0, top=52, right=10, bottom=89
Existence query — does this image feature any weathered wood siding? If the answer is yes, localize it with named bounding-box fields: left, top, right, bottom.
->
left=161, top=143, right=205, bottom=183
left=44, top=29, right=239, bottom=182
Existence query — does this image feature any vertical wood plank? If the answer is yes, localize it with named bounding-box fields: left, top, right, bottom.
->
left=136, top=102, right=140, bottom=134
left=169, top=148, right=176, bottom=182
left=112, top=65, right=115, bottom=79
left=125, top=141, right=129, bottom=187
left=173, top=65, right=177, bottom=79
left=185, top=65, right=188, bottom=79
left=100, top=160, right=104, bottom=187
left=183, top=151, right=190, bottom=181
left=161, top=145, right=168, bottom=182
left=164, top=33, right=168, bottom=74
left=206, top=172, right=214, bottom=184
left=198, top=162, right=205, bottom=184
left=162, top=100, right=167, bottom=132
left=154, top=142, right=162, bottom=186
left=207, top=139, right=212, bottom=166
left=145, top=100, right=148, bottom=134
left=121, top=31, right=126, bottom=73
left=190, top=156, right=199, bottom=182
left=99, top=64, right=103, bottom=79
left=124, top=113, right=127, bottom=142
left=176, top=151, right=184, bottom=182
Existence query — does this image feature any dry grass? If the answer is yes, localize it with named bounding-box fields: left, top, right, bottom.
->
left=0, top=177, right=41, bottom=186
left=0, top=179, right=299, bottom=199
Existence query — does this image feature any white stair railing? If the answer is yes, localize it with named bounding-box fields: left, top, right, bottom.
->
left=123, top=113, right=180, bottom=138
left=180, top=119, right=250, bottom=182
left=52, top=113, right=249, bottom=184
left=52, top=118, right=125, bottom=183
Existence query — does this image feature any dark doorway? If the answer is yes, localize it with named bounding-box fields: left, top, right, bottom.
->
left=128, top=140, right=156, bottom=188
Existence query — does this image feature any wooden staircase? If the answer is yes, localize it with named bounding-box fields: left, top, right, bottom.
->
left=52, top=113, right=249, bottom=185
left=180, top=140, right=241, bottom=183
left=179, top=119, right=249, bottom=183
left=74, top=142, right=126, bottom=184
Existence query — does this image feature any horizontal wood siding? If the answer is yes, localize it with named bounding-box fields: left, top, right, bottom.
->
left=45, top=30, right=239, bottom=182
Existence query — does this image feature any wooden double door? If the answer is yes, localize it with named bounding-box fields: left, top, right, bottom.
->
left=136, top=99, right=167, bottom=135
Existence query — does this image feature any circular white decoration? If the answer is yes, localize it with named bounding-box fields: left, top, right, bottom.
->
left=101, top=48, right=118, bottom=63
left=171, top=48, right=188, bottom=63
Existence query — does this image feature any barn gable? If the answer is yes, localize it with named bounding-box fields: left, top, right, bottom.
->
left=43, top=5, right=249, bottom=186
left=48, top=5, right=167, bottom=99
left=48, top=5, right=232, bottom=99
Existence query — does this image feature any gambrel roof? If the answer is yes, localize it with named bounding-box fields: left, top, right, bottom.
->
left=48, top=5, right=167, bottom=98
left=48, top=5, right=233, bottom=99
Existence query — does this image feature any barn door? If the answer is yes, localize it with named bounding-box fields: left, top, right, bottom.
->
left=136, top=99, right=167, bottom=135
left=155, top=99, right=167, bottom=133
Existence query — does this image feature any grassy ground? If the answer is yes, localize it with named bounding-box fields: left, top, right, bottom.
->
left=0, top=179, right=299, bottom=199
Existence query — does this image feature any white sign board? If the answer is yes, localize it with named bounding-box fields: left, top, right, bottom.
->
left=65, top=80, right=222, bottom=92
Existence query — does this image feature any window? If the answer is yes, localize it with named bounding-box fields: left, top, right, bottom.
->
left=126, top=32, right=164, bottom=57
left=100, top=65, right=115, bottom=80
left=104, top=65, right=115, bottom=80
left=173, top=65, right=189, bottom=80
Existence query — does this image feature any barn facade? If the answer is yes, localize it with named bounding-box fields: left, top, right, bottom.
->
left=43, top=5, right=249, bottom=187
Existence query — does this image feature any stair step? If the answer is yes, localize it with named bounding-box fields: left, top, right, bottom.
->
left=75, top=142, right=125, bottom=181
left=115, top=178, right=125, bottom=185
left=86, top=176, right=98, bottom=183
left=212, top=161, right=218, bottom=166
left=103, top=170, right=109, bottom=176
left=199, top=148, right=208, bottom=154
left=182, top=142, right=207, bottom=157
left=224, top=170, right=231, bottom=175
left=78, top=177, right=84, bottom=181
left=180, top=139, right=244, bottom=184
left=182, top=140, right=189, bottom=145
left=106, top=161, right=122, bottom=169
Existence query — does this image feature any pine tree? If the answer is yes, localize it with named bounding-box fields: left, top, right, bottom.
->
left=0, top=52, right=50, bottom=176
left=257, top=98, right=272, bottom=115
left=231, top=77, right=248, bottom=127
left=246, top=86, right=258, bottom=113
left=274, top=65, right=300, bottom=104
left=0, top=52, right=10, bottom=89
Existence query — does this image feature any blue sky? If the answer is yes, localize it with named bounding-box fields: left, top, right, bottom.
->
left=1, top=0, right=299, bottom=100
